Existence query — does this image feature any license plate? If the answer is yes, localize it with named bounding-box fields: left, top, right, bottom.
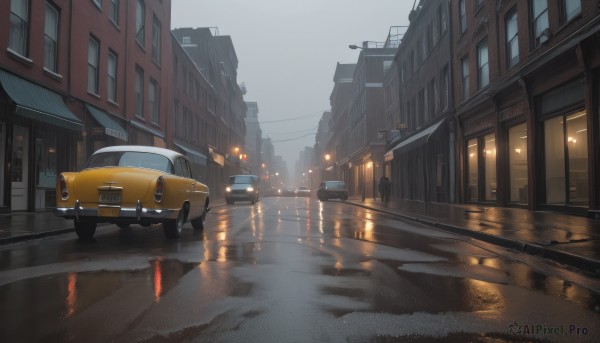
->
left=99, top=191, right=121, bottom=204
left=98, top=207, right=120, bottom=217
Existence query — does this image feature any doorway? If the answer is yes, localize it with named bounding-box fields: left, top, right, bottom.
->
left=11, top=125, right=28, bottom=211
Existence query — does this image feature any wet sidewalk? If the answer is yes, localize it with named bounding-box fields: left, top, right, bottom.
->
left=1, top=198, right=599, bottom=277
left=346, top=196, right=600, bottom=277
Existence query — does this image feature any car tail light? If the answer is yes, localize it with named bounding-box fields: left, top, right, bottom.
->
left=154, top=176, right=164, bottom=202
left=59, top=174, right=69, bottom=200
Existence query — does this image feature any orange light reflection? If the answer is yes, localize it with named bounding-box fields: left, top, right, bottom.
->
left=65, top=273, right=77, bottom=318
left=153, top=260, right=162, bottom=303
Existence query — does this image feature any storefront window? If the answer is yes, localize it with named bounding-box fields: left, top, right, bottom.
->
left=484, top=133, right=496, bottom=200
left=508, top=123, right=528, bottom=203
left=35, top=134, right=57, bottom=188
left=467, top=139, right=478, bottom=202
left=545, top=116, right=566, bottom=204
left=566, top=111, right=588, bottom=206
left=544, top=110, right=588, bottom=206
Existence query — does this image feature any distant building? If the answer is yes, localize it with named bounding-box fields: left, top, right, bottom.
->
left=245, top=102, right=262, bottom=176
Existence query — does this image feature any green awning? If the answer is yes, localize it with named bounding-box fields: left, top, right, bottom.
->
left=385, top=118, right=446, bottom=157
left=0, top=69, right=82, bottom=130
left=174, top=140, right=207, bottom=166
left=85, top=104, right=128, bottom=141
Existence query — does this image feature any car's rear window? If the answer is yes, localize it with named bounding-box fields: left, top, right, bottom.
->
left=85, top=152, right=173, bottom=173
left=325, top=182, right=346, bottom=189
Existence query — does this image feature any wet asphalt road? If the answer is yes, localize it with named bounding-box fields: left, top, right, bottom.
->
left=1, top=197, right=599, bottom=342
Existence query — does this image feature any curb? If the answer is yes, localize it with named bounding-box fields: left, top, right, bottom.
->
left=0, top=228, right=75, bottom=245
left=346, top=200, right=600, bottom=278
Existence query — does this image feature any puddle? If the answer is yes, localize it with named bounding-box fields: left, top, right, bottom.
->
left=0, top=259, right=197, bottom=341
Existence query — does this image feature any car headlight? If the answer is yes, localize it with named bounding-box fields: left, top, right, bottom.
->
left=246, top=187, right=254, bottom=192
left=225, top=186, right=231, bottom=192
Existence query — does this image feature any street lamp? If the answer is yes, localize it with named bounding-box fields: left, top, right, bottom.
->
left=348, top=44, right=362, bottom=50
left=324, top=154, right=331, bottom=161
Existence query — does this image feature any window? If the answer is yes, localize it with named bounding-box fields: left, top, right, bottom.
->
left=461, top=57, right=469, bottom=100
left=561, top=0, right=581, bottom=23
left=92, top=0, right=102, bottom=9
left=87, top=37, right=100, bottom=94
left=544, top=110, right=588, bottom=206
left=109, top=0, right=119, bottom=25
left=477, top=38, right=489, bottom=88
left=509, top=123, right=528, bottom=204
left=475, top=0, right=484, bottom=10
left=483, top=133, right=496, bottom=201
left=531, top=0, right=549, bottom=48
left=135, top=66, right=144, bottom=117
left=151, top=15, right=161, bottom=63
left=9, top=0, right=29, bottom=56
left=505, top=9, right=519, bottom=68
left=149, top=79, right=159, bottom=124
left=107, top=51, right=117, bottom=102
left=44, top=2, right=59, bottom=72
left=459, top=0, right=467, bottom=34
left=136, top=0, right=145, bottom=46
left=467, top=139, right=478, bottom=202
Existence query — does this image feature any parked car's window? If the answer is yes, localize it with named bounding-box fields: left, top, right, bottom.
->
left=182, top=159, right=192, bottom=178
left=174, top=158, right=184, bottom=176
left=85, top=151, right=173, bottom=173
left=174, top=158, right=192, bottom=178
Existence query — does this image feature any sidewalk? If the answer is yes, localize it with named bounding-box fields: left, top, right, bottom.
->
left=346, top=196, right=600, bottom=277
left=1, top=198, right=599, bottom=277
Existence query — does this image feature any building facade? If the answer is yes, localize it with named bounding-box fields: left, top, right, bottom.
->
left=345, top=43, right=396, bottom=199
left=386, top=0, right=455, bottom=204
left=451, top=0, right=600, bottom=216
left=328, top=63, right=355, bottom=185
left=0, top=0, right=172, bottom=212
left=1, top=1, right=247, bottom=213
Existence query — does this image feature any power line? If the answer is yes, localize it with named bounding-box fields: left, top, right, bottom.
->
left=264, top=127, right=317, bottom=135
left=259, top=110, right=326, bottom=124
left=270, top=132, right=316, bottom=143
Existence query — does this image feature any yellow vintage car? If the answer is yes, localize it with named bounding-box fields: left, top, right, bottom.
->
left=55, top=145, right=210, bottom=240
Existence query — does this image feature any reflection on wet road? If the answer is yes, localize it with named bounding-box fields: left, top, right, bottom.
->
left=0, top=197, right=599, bottom=342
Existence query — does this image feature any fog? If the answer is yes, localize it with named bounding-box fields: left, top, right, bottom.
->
left=171, top=0, right=414, bottom=173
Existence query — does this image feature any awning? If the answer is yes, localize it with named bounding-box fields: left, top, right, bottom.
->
left=85, top=104, right=128, bottom=141
left=0, top=69, right=82, bottom=130
left=386, top=118, right=446, bottom=156
left=130, top=119, right=165, bottom=138
left=208, top=147, right=225, bottom=167
left=174, top=140, right=207, bottom=166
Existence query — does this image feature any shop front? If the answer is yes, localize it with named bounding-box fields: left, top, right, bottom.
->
left=535, top=78, right=589, bottom=214
left=0, top=69, right=82, bottom=212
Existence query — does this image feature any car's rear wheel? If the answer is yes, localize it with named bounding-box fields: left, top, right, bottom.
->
left=163, top=208, right=185, bottom=239
left=191, top=203, right=208, bottom=231
left=74, top=220, right=97, bottom=241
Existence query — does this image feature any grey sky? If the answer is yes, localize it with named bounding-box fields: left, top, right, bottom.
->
left=171, top=0, right=414, bottom=172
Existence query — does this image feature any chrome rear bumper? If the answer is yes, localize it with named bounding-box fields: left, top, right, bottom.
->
left=55, top=200, right=178, bottom=221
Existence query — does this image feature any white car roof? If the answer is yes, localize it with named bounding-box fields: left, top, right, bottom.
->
left=92, top=145, right=185, bottom=163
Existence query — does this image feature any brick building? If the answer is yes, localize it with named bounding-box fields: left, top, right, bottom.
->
left=385, top=0, right=455, bottom=204
left=1, top=1, right=246, bottom=213
left=452, top=0, right=600, bottom=216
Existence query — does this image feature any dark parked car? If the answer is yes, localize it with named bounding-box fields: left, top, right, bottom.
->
left=317, top=181, right=348, bottom=201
